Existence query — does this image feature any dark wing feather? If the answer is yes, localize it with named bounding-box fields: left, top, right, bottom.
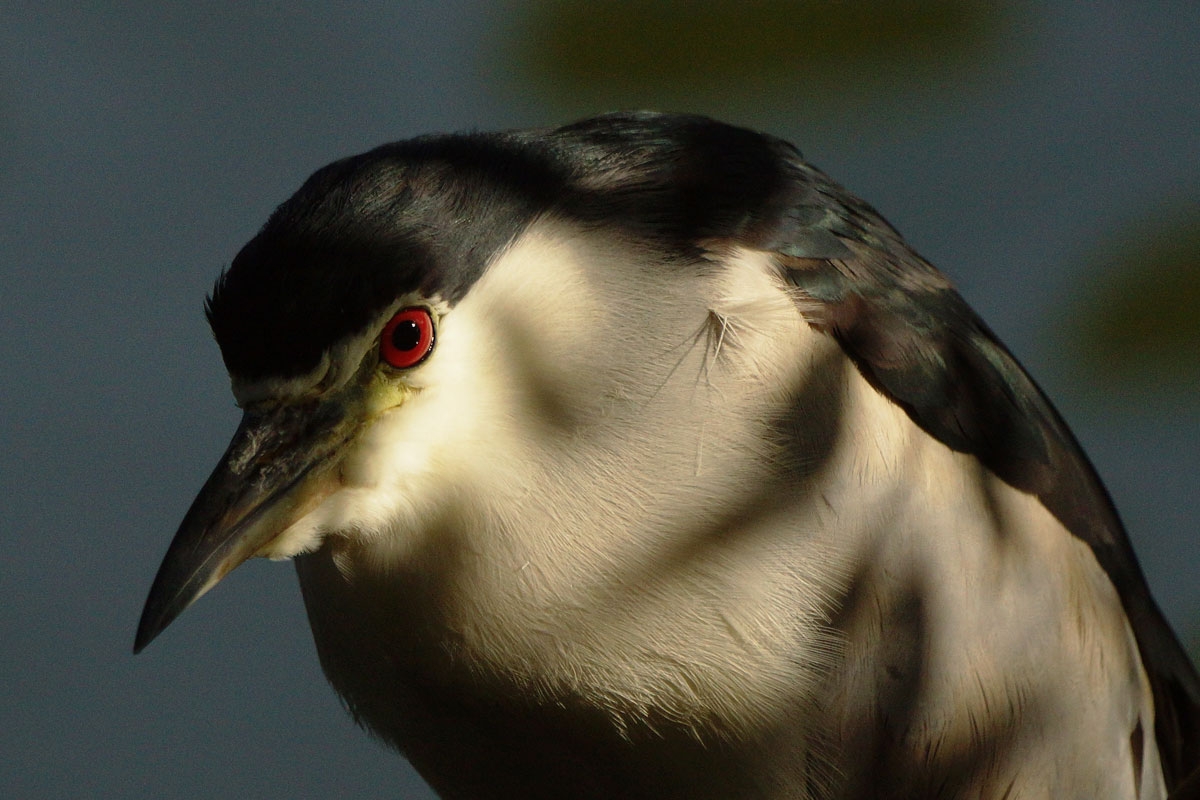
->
left=771, top=155, right=1200, bottom=788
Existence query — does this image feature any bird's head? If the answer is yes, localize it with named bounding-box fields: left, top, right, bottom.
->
left=135, top=112, right=869, bottom=658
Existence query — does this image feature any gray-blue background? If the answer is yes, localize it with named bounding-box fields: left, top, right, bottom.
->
left=3, top=3, right=1197, bottom=797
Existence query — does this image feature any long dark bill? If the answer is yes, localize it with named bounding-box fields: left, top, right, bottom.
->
left=134, top=401, right=350, bottom=653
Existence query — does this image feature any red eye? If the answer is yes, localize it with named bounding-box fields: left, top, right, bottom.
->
left=380, top=307, right=435, bottom=369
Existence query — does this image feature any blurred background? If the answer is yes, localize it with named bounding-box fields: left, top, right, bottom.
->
left=2, top=2, right=1197, bottom=797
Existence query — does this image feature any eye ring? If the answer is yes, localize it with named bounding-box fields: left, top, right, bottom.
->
left=380, top=307, right=435, bottom=369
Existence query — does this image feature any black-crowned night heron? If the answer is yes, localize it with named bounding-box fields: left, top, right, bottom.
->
left=136, top=112, right=1200, bottom=799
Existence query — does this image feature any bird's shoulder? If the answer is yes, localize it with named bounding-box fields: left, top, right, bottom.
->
left=765, top=148, right=1200, bottom=788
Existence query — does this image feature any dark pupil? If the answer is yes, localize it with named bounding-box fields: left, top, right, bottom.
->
left=391, top=320, right=422, bottom=352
